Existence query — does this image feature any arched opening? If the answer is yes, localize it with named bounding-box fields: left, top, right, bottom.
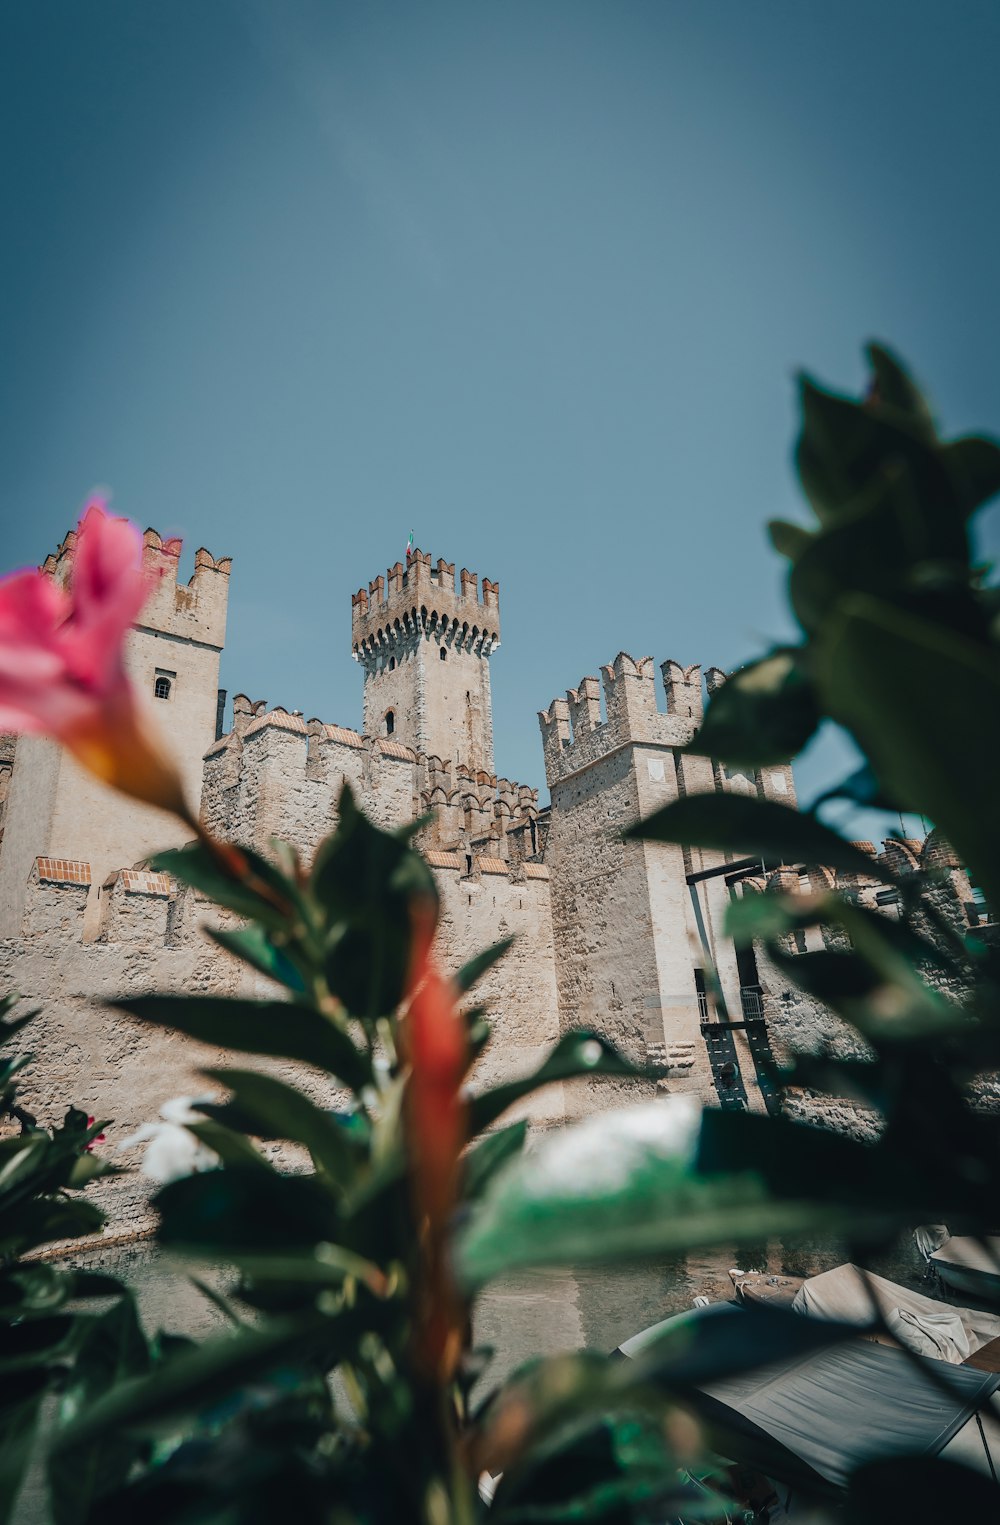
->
left=440, top=647, right=447, bottom=661
left=385, top=710, right=395, bottom=736
left=154, top=676, right=171, bottom=701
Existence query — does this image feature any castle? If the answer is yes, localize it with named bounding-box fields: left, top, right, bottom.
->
left=0, top=527, right=986, bottom=1229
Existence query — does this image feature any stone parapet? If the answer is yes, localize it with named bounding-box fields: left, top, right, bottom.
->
left=539, top=651, right=698, bottom=786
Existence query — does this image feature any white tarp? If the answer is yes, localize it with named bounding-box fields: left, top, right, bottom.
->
left=790, top=1263, right=1000, bottom=1361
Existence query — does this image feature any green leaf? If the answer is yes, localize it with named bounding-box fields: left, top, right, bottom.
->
left=942, top=435, right=1000, bottom=519
left=469, top=1033, right=647, bottom=1135
left=462, top=1120, right=528, bottom=1201
left=629, top=792, right=886, bottom=882
left=623, top=1301, right=863, bottom=1387
left=0, top=1386, right=45, bottom=1525
left=456, top=936, right=515, bottom=994
left=50, top=1296, right=151, bottom=1525
left=794, top=364, right=958, bottom=538
left=0, top=1315, right=77, bottom=1375
left=695, top=1108, right=959, bottom=1219
left=200, top=1069, right=359, bottom=1190
left=810, top=762, right=900, bottom=812
left=227, top=1244, right=387, bottom=1296
left=70, top=1272, right=131, bottom=1300
left=766, top=946, right=880, bottom=1003
left=206, top=924, right=306, bottom=993
left=457, top=1102, right=869, bottom=1288
left=767, top=519, right=813, bottom=561
left=724, top=891, right=805, bottom=945
left=727, top=888, right=964, bottom=987
left=0, top=1263, right=69, bottom=1318
left=311, top=784, right=437, bottom=918
left=155, top=1169, right=340, bottom=1254
left=865, top=342, right=937, bottom=440
left=184, top=1119, right=275, bottom=1173
left=311, top=785, right=438, bottom=1019
left=788, top=461, right=971, bottom=638
left=847, top=1455, right=1000, bottom=1525
left=465, top=1005, right=492, bottom=1065
left=0, top=1198, right=104, bottom=1260
left=686, top=650, right=819, bottom=768
left=52, top=1307, right=361, bottom=1452
left=113, top=997, right=372, bottom=1094
left=149, top=839, right=300, bottom=932
left=816, top=593, right=1000, bottom=911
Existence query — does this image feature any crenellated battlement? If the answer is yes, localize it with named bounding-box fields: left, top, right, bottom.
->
left=41, top=523, right=232, bottom=651
left=539, top=651, right=702, bottom=784
left=351, top=548, right=500, bottom=657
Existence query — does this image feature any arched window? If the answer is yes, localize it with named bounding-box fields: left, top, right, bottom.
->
left=154, top=676, right=171, bottom=701
left=440, top=647, right=447, bottom=661
left=385, top=710, right=395, bottom=736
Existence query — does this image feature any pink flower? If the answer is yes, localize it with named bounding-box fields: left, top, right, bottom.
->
left=84, top=1115, right=107, bottom=1153
left=0, top=500, right=192, bottom=820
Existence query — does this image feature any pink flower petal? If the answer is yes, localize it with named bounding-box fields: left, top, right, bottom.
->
left=68, top=504, right=152, bottom=689
left=0, top=569, right=68, bottom=649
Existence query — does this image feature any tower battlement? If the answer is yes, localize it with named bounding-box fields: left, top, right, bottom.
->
left=351, top=548, right=500, bottom=655
left=539, top=652, right=701, bottom=784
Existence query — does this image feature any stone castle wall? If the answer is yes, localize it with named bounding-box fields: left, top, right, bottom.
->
left=0, top=839, right=565, bottom=1231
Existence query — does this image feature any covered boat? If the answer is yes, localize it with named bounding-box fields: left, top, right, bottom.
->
left=697, top=1338, right=999, bottom=1496
left=618, top=1304, right=1000, bottom=1500
left=929, top=1237, right=1000, bottom=1302
left=790, top=1263, right=1000, bottom=1365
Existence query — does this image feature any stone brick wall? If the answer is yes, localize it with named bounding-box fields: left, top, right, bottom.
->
left=0, top=833, right=568, bottom=1235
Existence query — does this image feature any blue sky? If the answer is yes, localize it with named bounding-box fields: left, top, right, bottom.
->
left=3, top=1, right=999, bottom=832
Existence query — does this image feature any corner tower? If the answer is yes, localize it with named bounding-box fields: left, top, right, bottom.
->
left=352, top=551, right=500, bottom=774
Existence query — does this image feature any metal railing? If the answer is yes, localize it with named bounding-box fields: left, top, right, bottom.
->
left=739, top=985, right=765, bottom=1022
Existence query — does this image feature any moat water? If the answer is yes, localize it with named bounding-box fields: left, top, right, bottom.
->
left=16, top=1235, right=937, bottom=1523
left=65, top=1232, right=931, bottom=1388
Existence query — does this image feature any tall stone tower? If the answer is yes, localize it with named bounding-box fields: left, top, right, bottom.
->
left=0, top=527, right=231, bottom=937
left=539, top=654, right=797, bottom=1118
left=351, top=550, right=500, bottom=774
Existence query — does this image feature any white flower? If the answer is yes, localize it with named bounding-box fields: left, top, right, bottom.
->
left=116, top=1095, right=219, bottom=1184
left=521, top=1096, right=703, bottom=1198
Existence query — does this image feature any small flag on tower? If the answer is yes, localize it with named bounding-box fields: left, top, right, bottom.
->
left=405, top=530, right=414, bottom=561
